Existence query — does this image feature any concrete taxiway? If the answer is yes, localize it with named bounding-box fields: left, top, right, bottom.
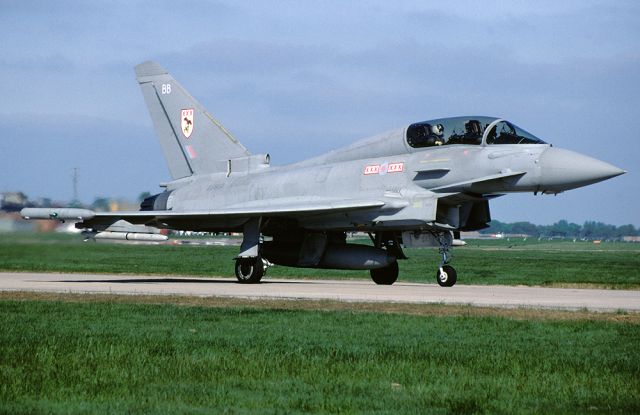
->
left=1, top=272, right=638, bottom=312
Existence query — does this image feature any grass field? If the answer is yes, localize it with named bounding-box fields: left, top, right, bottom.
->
left=1, top=232, right=639, bottom=288
left=1, top=296, right=638, bottom=414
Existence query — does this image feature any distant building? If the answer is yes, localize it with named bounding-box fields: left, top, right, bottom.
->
left=1, top=192, right=29, bottom=212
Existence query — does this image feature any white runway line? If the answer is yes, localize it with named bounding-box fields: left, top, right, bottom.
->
left=0, top=272, right=638, bottom=312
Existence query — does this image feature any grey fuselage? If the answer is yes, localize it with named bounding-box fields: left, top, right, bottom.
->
left=157, top=118, right=621, bottom=235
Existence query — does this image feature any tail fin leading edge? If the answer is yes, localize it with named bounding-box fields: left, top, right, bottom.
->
left=135, top=61, right=250, bottom=179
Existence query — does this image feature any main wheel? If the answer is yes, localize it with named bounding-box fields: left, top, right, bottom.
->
left=370, top=261, right=399, bottom=285
left=235, top=257, right=264, bottom=284
left=436, top=265, right=457, bottom=287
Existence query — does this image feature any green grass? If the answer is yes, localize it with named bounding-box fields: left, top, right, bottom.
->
left=1, top=299, right=638, bottom=414
left=1, top=233, right=639, bottom=288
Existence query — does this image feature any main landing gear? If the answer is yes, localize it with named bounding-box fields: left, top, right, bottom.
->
left=235, top=256, right=266, bottom=284
left=368, top=232, right=403, bottom=285
left=235, top=218, right=266, bottom=284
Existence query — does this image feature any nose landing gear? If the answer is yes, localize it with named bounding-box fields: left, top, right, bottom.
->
left=435, top=232, right=457, bottom=287
left=437, top=265, right=457, bottom=287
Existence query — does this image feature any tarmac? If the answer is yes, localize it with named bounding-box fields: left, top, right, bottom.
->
left=1, top=272, right=639, bottom=312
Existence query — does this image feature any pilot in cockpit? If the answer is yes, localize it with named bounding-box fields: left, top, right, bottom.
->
left=431, top=124, right=445, bottom=145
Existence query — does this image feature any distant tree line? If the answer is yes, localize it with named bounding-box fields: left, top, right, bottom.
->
left=480, top=220, right=638, bottom=239
left=1, top=192, right=156, bottom=213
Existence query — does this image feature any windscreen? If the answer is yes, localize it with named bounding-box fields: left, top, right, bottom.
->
left=485, top=121, right=546, bottom=145
left=407, top=116, right=547, bottom=148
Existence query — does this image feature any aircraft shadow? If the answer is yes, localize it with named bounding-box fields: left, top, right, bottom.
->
left=58, top=278, right=309, bottom=285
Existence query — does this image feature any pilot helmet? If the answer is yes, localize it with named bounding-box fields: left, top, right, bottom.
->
left=431, top=124, right=444, bottom=136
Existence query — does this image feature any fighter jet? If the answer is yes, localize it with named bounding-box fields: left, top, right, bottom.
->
left=21, top=61, right=625, bottom=287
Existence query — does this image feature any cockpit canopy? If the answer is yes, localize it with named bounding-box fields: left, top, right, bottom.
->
left=406, top=116, right=546, bottom=148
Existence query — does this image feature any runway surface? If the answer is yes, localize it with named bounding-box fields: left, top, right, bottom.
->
left=1, top=272, right=639, bottom=312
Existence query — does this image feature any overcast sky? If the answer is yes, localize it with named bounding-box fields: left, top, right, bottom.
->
left=1, top=0, right=638, bottom=225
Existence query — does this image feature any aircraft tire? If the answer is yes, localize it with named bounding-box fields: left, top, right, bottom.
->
left=235, top=257, right=264, bottom=284
left=436, top=265, right=457, bottom=287
left=370, top=261, right=399, bottom=285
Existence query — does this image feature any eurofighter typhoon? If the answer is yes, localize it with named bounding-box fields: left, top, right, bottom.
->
left=22, top=61, right=625, bottom=286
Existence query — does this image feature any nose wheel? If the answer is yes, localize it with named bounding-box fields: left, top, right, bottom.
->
left=436, top=265, right=457, bottom=287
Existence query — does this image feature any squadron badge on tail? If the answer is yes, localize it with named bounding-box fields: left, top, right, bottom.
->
left=181, top=109, right=194, bottom=138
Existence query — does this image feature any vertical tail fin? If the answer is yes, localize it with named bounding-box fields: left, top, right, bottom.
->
left=134, top=61, right=250, bottom=179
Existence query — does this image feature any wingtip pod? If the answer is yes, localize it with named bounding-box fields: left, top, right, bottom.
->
left=20, top=208, right=95, bottom=221
left=134, top=61, right=168, bottom=79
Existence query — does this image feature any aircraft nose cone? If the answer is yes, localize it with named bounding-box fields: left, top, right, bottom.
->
left=538, top=147, right=625, bottom=192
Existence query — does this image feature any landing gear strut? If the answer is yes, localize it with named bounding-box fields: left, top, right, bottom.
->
left=235, top=218, right=266, bottom=284
left=435, top=232, right=457, bottom=287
